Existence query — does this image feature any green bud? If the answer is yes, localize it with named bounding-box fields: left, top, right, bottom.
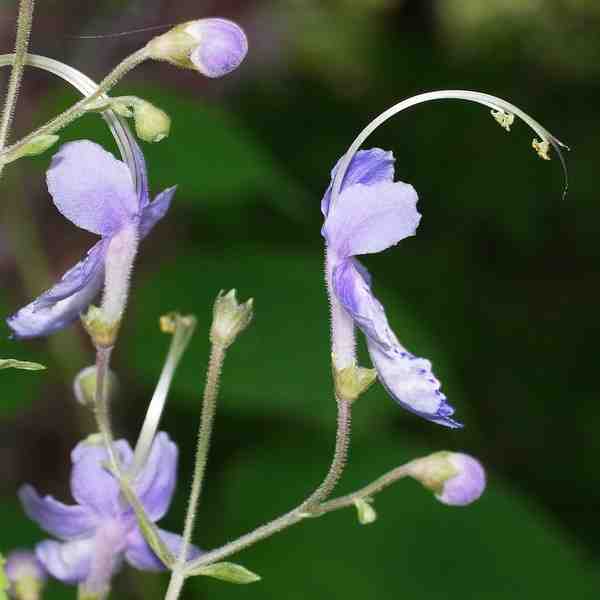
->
left=353, top=497, right=377, bottom=525
left=407, top=451, right=459, bottom=495
left=4, top=134, right=59, bottom=164
left=186, top=562, right=261, bottom=584
left=81, top=305, right=119, bottom=348
left=0, top=359, right=45, bottom=371
left=210, top=290, right=253, bottom=348
left=333, top=358, right=377, bottom=402
left=73, top=366, right=118, bottom=407
left=132, top=100, right=171, bottom=143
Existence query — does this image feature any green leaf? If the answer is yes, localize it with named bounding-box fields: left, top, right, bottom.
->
left=0, top=359, right=46, bottom=371
left=186, top=562, right=261, bottom=584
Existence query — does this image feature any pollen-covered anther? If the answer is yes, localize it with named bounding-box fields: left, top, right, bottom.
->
left=532, top=138, right=551, bottom=160
left=491, top=109, right=515, bottom=132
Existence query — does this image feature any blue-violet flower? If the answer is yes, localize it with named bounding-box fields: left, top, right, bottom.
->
left=7, top=140, right=175, bottom=339
left=18, top=432, right=199, bottom=589
left=322, top=148, right=459, bottom=427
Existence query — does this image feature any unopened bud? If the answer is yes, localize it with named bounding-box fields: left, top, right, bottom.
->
left=132, top=101, right=171, bottom=143
left=210, top=289, right=253, bottom=347
left=333, top=358, right=377, bottom=402
left=5, top=550, right=46, bottom=600
left=74, top=366, right=118, bottom=407
left=147, top=18, right=248, bottom=78
left=408, top=451, right=486, bottom=507
left=4, top=135, right=59, bottom=164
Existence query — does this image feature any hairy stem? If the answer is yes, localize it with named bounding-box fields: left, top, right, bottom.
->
left=165, top=343, right=226, bottom=600
left=0, top=46, right=148, bottom=163
left=93, top=345, right=119, bottom=470
left=183, top=399, right=351, bottom=575
left=0, top=0, right=35, bottom=183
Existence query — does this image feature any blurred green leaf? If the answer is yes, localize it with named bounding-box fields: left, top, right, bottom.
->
left=0, top=359, right=46, bottom=371
left=0, top=555, right=8, bottom=600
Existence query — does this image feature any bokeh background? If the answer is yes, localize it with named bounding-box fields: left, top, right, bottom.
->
left=0, top=0, right=598, bottom=598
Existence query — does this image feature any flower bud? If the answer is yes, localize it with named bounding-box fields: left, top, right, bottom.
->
left=210, top=289, right=253, bottom=348
left=147, top=18, right=248, bottom=78
left=333, top=358, right=377, bottom=402
left=408, top=451, right=486, bottom=507
left=73, top=366, right=118, bottom=407
left=132, top=101, right=171, bottom=143
left=5, top=550, right=46, bottom=600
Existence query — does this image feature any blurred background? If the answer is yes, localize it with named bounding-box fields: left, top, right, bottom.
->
left=0, top=0, right=598, bottom=598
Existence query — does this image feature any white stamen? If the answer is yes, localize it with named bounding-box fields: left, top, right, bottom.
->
left=491, top=109, right=514, bottom=132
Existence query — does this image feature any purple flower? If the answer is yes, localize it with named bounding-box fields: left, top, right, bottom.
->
left=322, top=148, right=460, bottom=427
left=18, top=432, right=199, bottom=588
left=436, top=453, right=486, bottom=506
left=7, top=140, right=175, bottom=339
left=184, top=19, right=248, bottom=78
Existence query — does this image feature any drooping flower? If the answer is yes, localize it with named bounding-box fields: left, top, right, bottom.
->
left=7, top=140, right=175, bottom=339
left=322, top=148, right=460, bottom=427
left=19, top=432, right=199, bottom=591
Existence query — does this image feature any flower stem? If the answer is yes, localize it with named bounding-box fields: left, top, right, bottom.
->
left=93, top=345, right=119, bottom=470
left=0, top=0, right=35, bottom=181
left=165, top=342, right=227, bottom=600
left=182, top=398, right=352, bottom=575
left=0, top=46, right=149, bottom=164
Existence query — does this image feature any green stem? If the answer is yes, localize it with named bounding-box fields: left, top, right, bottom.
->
left=0, top=0, right=34, bottom=150
left=165, top=343, right=226, bottom=600
left=0, top=46, right=148, bottom=163
left=183, top=399, right=352, bottom=575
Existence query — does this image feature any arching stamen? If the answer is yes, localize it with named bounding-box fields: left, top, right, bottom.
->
left=330, top=90, right=569, bottom=211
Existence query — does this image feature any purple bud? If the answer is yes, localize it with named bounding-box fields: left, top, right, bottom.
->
left=436, top=453, right=486, bottom=507
left=185, top=18, right=248, bottom=78
left=5, top=550, right=47, bottom=599
left=408, top=451, right=486, bottom=507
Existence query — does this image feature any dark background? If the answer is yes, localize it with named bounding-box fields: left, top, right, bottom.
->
left=0, top=0, right=598, bottom=598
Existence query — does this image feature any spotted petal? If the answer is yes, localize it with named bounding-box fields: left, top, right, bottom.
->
left=332, top=259, right=460, bottom=428
left=18, top=485, right=96, bottom=541
left=321, top=148, right=395, bottom=217
left=46, top=141, right=139, bottom=236
left=125, top=527, right=201, bottom=572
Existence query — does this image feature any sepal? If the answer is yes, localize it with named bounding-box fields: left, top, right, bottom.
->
left=185, top=562, right=261, bottom=584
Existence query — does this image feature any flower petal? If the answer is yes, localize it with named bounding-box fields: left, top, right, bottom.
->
left=139, top=186, right=176, bottom=239
left=133, top=432, right=177, bottom=521
left=125, top=527, right=202, bottom=572
left=36, top=538, right=94, bottom=584
left=332, top=259, right=460, bottom=428
left=46, top=141, right=138, bottom=235
left=324, top=180, right=420, bottom=259
left=70, top=439, right=133, bottom=517
left=321, top=148, right=395, bottom=217
left=18, top=485, right=97, bottom=541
